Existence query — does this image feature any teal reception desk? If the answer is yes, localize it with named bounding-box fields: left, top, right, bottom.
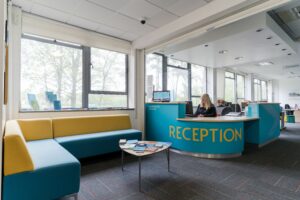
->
left=145, top=102, right=280, bottom=158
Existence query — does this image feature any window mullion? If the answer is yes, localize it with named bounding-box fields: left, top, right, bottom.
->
left=82, top=46, right=90, bottom=109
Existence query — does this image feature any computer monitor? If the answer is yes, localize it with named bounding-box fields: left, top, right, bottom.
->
left=153, top=91, right=171, bottom=102
left=185, top=101, right=193, bottom=115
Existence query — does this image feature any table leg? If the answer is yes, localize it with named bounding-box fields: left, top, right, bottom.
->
left=121, top=150, right=124, bottom=171
left=139, top=157, right=142, bottom=192
left=167, top=148, right=170, bottom=172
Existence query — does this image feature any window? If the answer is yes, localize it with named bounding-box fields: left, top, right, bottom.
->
left=89, top=48, right=127, bottom=109
left=254, top=79, right=268, bottom=101
left=261, top=81, right=267, bottom=101
left=224, top=72, right=235, bottom=103
left=21, top=36, right=83, bottom=110
left=236, top=74, right=245, bottom=104
left=145, top=54, right=163, bottom=102
left=167, top=67, right=188, bottom=101
left=167, top=58, right=188, bottom=68
left=145, top=53, right=207, bottom=105
left=20, top=34, right=128, bottom=111
left=191, top=64, right=206, bottom=106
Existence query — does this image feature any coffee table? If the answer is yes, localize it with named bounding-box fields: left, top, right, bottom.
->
left=119, top=141, right=172, bottom=191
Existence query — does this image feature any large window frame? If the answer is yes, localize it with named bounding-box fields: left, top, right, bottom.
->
left=20, top=34, right=129, bottom=112
left=145, top=53, right=207, bottom=106
left=224, top=71, right=245, bottom=103
left=253, top=78, right=268, bottom=101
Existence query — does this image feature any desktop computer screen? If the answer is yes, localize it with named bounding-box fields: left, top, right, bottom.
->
left=185, top=101, right=193, bottom=115
left=153, top=91, right=171, bottom=102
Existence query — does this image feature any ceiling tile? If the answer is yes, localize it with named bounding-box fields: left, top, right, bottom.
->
left=167, top=0, right=208, bottom=16
left=12, top=0, right=34, bottom=12
left=73, top=1, right=116, bottom=25
left=147, top=0, right=180, bottom=10
left=67, top=16, right=100, bottom=31
left=148, top=11, right=178, bottom=27
left=119, top=0, right=162, bottom=20
left=32, top=0, right=82, bottom=13
left=87, top=0, right=130, bottom=11
left=30, top=4, right=71, bottom=22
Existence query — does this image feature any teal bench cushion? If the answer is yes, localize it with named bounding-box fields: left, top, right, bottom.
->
left=55, top=129, right=142, bottom=159
left=3, top=139, right=80, bottom=200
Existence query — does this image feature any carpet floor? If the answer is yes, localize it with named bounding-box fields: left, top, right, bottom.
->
left=61, top=123, right=300, bottom=200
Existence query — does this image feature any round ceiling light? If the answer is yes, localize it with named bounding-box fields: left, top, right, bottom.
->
left=256, top=28, right=263, bottom=32
left=219, top=50, right=228, bottom=54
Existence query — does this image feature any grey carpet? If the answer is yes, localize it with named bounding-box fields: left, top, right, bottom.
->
left=61, top=123, right=300, bottom=200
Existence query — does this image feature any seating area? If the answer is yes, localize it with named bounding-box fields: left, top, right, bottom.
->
left=3, top=115, right=142, bottom=200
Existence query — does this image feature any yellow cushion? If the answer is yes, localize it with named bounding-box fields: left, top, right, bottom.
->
left=18, top=119, right=53, bottom=141
left=53, top=115, right=132, bottom=138
left=4, top=120, right=34, bottom=176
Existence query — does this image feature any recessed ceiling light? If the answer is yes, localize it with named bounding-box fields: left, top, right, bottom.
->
left=235, top=56, right=243, bottom=60
left=282, top=48, right=287, bottom=51
left=204, top=44, right=208, bottom=47
left=275, top=43, right=280, bottom=46
left=219, top=50, right=228, bottom=54
left=257, top=62, right=273, bottom=66
left=288, top=53, right=292, bottom=56
left=170, top=55, right=174, bottom=57
left=256, top=28, right=263, bottom=32
left=266, top=36, right=273, bottom=40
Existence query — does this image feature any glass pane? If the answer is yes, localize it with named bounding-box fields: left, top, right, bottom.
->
left=167, top=58, right=188, bottom=68
left=21, top=38, right=82, bottom=111
left=192, top=97, right=201, bottom=107
left=225, top=78, right=235, bottom=102
left=145, top=54, right=163, bottom=102
left=167, top=67, right=188, bottom=101
left=225, top=72, right=234, bottom=78
left=191, top=64, right=206, bottom=96
left=236, top=75, right=245, bottom=99
left=91, top=48, right=126, bottom=92
left=89, top=94, right=127, bottom=108
left=261, top=81, right=267, bottom=100
left=254, top=83, right=261, bottom=101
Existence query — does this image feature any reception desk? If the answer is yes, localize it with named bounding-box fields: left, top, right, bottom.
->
left=145, top=102, right=280, bottom=158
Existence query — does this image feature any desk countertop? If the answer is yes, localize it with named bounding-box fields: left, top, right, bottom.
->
left=177, top=116, right=259, bottom=122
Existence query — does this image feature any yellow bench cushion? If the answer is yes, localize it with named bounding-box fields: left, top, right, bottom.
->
left=18, top=119, right=53, bottom=141
left=4, top=120, right=34, bottom=176
left=53, top=115, right=132, bottom=138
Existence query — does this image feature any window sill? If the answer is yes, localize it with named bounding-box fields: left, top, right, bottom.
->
left=19, top=108, right=135, bottom=113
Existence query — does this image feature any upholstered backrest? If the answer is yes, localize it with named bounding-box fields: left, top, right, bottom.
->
left=52, top=115, right=132, bottom=138
left=18, top=119, right=53, bottom=141
left=4, top=120, right=34, bottom=176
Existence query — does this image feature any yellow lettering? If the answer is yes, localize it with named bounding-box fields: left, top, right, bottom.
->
left=224, top=128, right=235, bottom=142
left=200, top=129, right=209, bottom=142
left=182, top=128, right=191, bottom=141
left=192, top=128, right=199, bottom=142
left=210, top=128, right=218, bottom=143
left=176, top=126, right=182, bottom=139
left=220, top=129, right=223, bottom=142
left=169, top=126, right=175, bottom=138
left=235, top=128, right=242, bottom=141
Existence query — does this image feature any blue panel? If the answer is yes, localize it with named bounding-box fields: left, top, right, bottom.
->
left=3, top=139, right=80, bottom=200
left=146, top=103, right=244, bottom=155
left=246, top=103, right=280, bottom=144
left=55, top=129, right=142, bottom=159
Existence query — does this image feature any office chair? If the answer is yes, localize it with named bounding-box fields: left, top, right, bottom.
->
left=221, top=107, right=233, bottom=116
left=231, top=104, right=241, bottom=112
left=285, top=104, right=294, bottom=115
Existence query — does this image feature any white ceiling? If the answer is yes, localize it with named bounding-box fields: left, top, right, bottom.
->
left=12, top=0, right=212, bottom=41
left=161, top=11, right=300, bottom=80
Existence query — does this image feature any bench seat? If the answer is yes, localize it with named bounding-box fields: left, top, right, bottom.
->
left=55, top=129, right=142, bottom=159
left=3, top=139, right=80, bottom=200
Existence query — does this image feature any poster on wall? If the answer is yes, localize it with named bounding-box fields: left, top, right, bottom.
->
left=288, top=91, right=300, bottom=99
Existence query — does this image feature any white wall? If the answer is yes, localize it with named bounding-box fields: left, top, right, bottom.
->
left=276, top=78, right=300, bottom=107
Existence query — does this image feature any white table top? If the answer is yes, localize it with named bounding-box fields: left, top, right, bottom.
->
left=177, top=116, right=259, bottom=122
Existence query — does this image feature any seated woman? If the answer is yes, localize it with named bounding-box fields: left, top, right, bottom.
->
left=194, top=94, right=217, bottom=117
